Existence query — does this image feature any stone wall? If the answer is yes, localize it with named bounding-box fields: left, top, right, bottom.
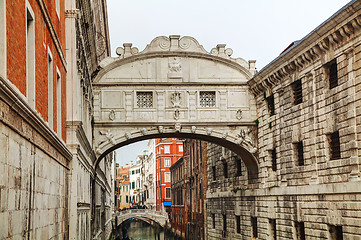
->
left=0, top=82, right=71, bottom=239
left=207, top=1, right=361, bottom=239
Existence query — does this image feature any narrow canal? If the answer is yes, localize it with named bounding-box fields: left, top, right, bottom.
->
left=121, top=220, right=177, bottom=240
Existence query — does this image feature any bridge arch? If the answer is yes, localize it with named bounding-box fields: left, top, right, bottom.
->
left=92, top=35, right=259, bottom=178
left=116, top=209, right=169, bottom=228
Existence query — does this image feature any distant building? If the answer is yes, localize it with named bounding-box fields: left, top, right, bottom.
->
left=115, top=164, right=130, bottom=210
left=129, top=155, right=146, bottom=205
left=142, top=139, right=157, bottom=209
left=170, top=157, right=185, bottom=238
left=155, top=138, right=184, bottom=212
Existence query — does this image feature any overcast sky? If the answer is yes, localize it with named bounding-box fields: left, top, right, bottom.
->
left=108, top=0, right=351, bottom=166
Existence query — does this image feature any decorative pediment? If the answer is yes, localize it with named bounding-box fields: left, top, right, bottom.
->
left=98, top=35, right=251, bottom=73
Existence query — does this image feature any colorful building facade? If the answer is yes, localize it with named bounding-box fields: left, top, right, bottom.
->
left=115, top=164, right=130, bottom=210
left=155, top=138, right=184, bottom=211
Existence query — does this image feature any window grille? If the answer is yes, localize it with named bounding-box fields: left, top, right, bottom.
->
left=271, top=148, right=277, bottom=171
left=236, top=215, right=241, bottom=234
left=328, top=131, right=341, bottom=160
left=329, top=225, right=343, bottom=240
left=136, top=91, right=153, bottom=108
left=328, top=59, right=338, bottom=89
left=223, top=160, right=228, bottom=178
left=295, top=222, right=305, bottom=240
left=251, top=217, right=258, bottom=238
left=234, top=156, right=242, bottom=176
left=200, top=91, right=216, bottom=107
left=269, top=219, right=277, bottom=240
left=294, top=141, right=304, bottom=166
left=212, top=166, right=216, bottom=181
left=212, top=214, right=216, bottom=228
left=291, top=80, right=302, bottom=105
left=267, top=94, right=275, bottom=115
left=223, top=214, right=227, bottom=232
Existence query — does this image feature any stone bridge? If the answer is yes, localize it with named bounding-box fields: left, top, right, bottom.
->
left=115, top=209, right=169, bottom=228
left=92, top=35, right=260, bottom=179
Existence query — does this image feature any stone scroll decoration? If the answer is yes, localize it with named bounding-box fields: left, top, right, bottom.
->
left=236, top=128, right=257, bottom=153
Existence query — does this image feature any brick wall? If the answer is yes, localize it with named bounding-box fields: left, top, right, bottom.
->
left=6, top=0, right=66, bottom=140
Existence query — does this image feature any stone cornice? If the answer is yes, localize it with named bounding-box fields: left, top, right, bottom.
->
left=36, top=0, right=67, bottom=69
left=249, top=0, right=361, bottom=96
left=0, top=75, right=72, bottom=161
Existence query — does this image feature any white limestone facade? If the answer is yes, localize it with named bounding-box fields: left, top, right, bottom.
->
left=129, top=161, right=142, bottom=205
left=143, top=139, right=157, bottom=209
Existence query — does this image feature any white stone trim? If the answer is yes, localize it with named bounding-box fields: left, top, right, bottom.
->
left=56, top=67, right=62, bottom=137
left=0, top=0, right=6, bottom=78
left=48, top=47, right=54, bottom=129
left=26, top=0, right=35, bottom=109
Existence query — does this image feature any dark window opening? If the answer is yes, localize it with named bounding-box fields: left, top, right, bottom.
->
left=329, top=225, right=343, bottom=240
left=328, top=131, right=341, bottom=160
left=291, top=79, right=303, bottom=105
left=294, top=141, right=304, bottom=166
left=223, top=161, right=228, bottom=178
left=267, top=94, right=275, bottom=115
left=223, top=214, right=227, bottom=233
left=212, top=213, right=215, bottom=229
left=251, top=217, right=258, bottom=238
left=271, top=148, right=277, bottom=171
left=236, top=215, right=241, bottom=234
left=212, top=166, right=216, bottom=181
left=295, top=221, right=305, bottom=240
left=269, top=219, right=276, bottom=240
left=328, top=59, right=338, bottom=89
left=234, top=156, right=242, bottom=176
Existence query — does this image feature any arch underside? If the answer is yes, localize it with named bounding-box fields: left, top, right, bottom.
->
left=95, top=129, right=259, bottom=179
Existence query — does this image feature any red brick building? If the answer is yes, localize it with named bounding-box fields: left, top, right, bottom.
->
left=170, top=157, right=185, bottom=238
left=184, top=139, right=208, bottom=240
left=4, top=0, right=67, bottom=140
left=155, top=138, right=184, bottom=211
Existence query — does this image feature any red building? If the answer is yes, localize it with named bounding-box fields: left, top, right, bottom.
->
left=170, top=157, right=185, bottom=238
left=3, top=0, right=67, bottom=140
left=155, top=138, right=184, bottom=211
left=170, top=139, right=208, bottom=240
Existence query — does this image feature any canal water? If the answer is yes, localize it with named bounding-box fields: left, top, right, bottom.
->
left=122, top=220, right=177, bottom=240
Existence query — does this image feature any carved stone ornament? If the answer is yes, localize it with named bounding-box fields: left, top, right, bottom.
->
left=173, top=109, right=180, bottom=120
left=206, top=128, right=213, bottom=135
left=222, top=132, right=228, bottom=139
left=141, top=128, right=147, bottom=136
left=99, top=130, right=115, bottom=145
left=171, top=92, right=181, bottom=108
left=191, top=126, right=197, bottom=133
left=175, top=123, right=181, bottom=132
left=168, top=57, right=182, bottom=79
left=158, top=126, right=164, bottom=133
left=125, top=132, right=131, bottom=139
left=237, top=128, right=257, bottom=153
left=236, top=109, right=242, bottom=120
left=109, top=110, right=115, bottom=121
